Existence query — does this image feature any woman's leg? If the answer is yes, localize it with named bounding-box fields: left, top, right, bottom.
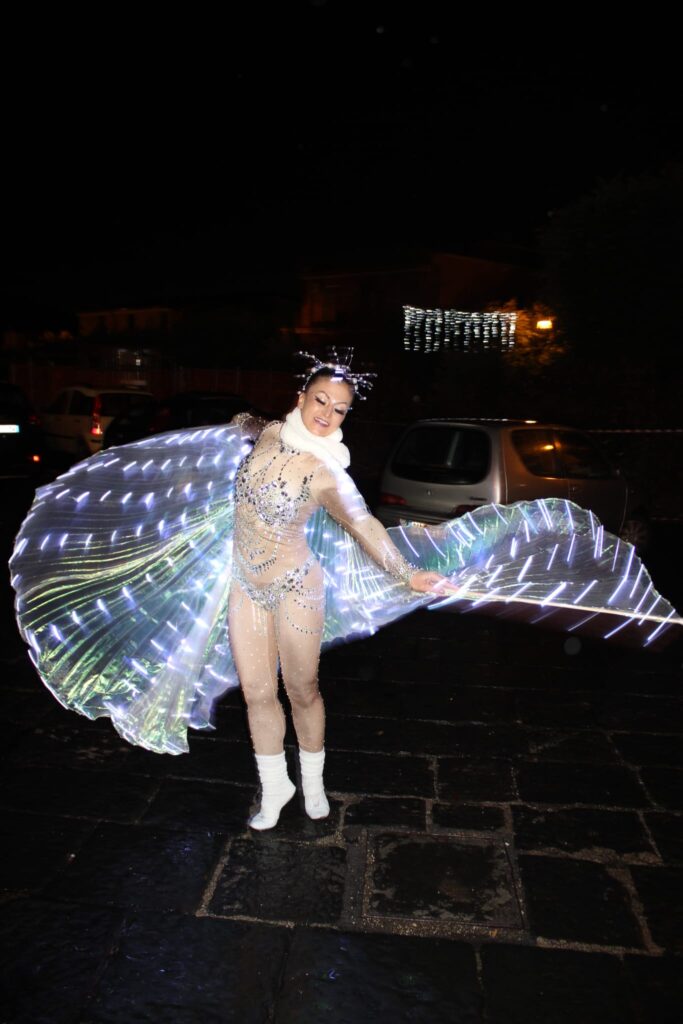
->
left=275, top=566, right=326, bottom=754
left=228, top=582, right=294, bottom=829
left=276, top=567, right=330, bottom=818
left=228, top=581, right=285, bottom=755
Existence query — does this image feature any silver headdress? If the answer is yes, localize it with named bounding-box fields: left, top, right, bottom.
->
left=295, top=348, right=377, bottom=400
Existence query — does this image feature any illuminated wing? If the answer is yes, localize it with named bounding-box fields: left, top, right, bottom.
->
left=9, top=425, right=253, bottom=754
left=309, top=498, right=682, bottom=651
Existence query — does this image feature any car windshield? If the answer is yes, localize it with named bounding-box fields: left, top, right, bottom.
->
left=391, top=426, right=490, bottom=484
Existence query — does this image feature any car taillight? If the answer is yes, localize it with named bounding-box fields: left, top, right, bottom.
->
left=451, top=504, right=479, bottom=517
left=90, top=395, right=103, bottom=437
left=30, top=453, right=41, bottom=463
left=379, top=492, right=408, bottom=506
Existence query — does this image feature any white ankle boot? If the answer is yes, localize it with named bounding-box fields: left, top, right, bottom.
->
left=249, top=751, right=296, bottom=830
left=299, top=746, right=330, bottom=820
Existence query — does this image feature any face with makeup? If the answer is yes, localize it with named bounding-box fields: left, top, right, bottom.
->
left=297, top=372, right=354, bottom=437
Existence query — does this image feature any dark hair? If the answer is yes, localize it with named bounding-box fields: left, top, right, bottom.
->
left=304, top=367, right=356, bottom=397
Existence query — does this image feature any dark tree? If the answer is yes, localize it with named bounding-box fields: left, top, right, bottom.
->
left=537, top=164, right=683, bottom=424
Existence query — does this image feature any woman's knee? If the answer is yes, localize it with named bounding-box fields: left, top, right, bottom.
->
left=241, top=680, right=281, bottom=712
left=286, top=682, right=322, bottom=712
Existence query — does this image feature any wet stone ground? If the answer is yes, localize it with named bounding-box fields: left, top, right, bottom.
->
left=1, top=529, right=683, bottom=1021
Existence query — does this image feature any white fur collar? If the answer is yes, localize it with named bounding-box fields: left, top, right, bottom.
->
left=280, top=407, right=351, bottom=469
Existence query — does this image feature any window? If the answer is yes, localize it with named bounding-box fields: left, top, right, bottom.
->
left=554, top=431, right=616, bottom=480
left=392, top=426, right=490, bottom=484
left=69, top=391, right=94, bottom=416
left=511, top=429, right=562, bottom=477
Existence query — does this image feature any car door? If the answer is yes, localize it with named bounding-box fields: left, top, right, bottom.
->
left=506, top=428, right=570, bottom=503
left=553, top=430, right=628, bottom=533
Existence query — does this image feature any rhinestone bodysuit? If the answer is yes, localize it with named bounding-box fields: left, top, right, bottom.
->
left=232, top=420, right=416, bottom=615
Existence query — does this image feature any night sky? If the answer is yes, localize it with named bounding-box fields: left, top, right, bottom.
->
left=4, top=3, right=680, bottom=306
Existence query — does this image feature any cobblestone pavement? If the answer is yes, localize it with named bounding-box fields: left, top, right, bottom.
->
left=1, top=516, right=681, bottom=1023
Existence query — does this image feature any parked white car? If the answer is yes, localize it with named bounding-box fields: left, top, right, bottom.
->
left=41, top=387, right=156, bottom=458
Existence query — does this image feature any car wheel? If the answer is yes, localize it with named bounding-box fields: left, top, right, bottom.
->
left=619, top=515, right=652, bottom=554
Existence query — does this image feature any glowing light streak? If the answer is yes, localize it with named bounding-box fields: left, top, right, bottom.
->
left=608, top=546, right=635, bottom=604
left=425, top=530, right=446, bottom=557
left=611, top=539, right=621, bottom=572
left=564, top=501, right=575, bottom=531
left=123, top=462, right=138, bottom=472
left=546, top=544, right=559, bottom=570
left=565, top=534, right=577, bottom=564
left=542, top=582, right=566, bottom=606
left=398, top=525, right=420, bottom=559
left=633, top=584, right=653, bottom=615
left=75, top=491, right=89, bottom=504
left=121, top=492, right=132, bottom=504
left=55, top=489, right=70, bottom=500
left=517, top=556, right=533, bottom=582
left=472, top=587, right=500, bottom=607
left=59, top=533, right=69, bottom=548
left=638, top=596, right=662, bottom=624
left=466, top=512, right=483, bottom=534
left=538, top=499, right=553, bottom=530
left=510, top=537, right=518, bottom=559
left=603, top=617, right=633, bottom=640
left=99, top=490, right=112, bottom=502
left=573, top=580, right=597, bottom=604
left=593, top=525, right=604, bottom=560
left=624, top=564, right=644, bottom=599
left=40, top=534, right=51, bottom=550
left=141, top=460, right=153, bottom=470
left=567, top=612, right=599, bottom=631
left=645, top=611, right=676, bottom=645
left=50, top=624, right=64, bottom=642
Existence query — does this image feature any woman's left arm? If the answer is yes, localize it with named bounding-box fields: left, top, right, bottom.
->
left=311, top=464, right=450, bottom=593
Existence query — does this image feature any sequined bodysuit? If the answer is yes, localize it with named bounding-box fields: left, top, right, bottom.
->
left=232, top=420, right=415, bottom=610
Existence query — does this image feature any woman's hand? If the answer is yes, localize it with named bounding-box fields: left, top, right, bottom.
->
left=408, top=570, right=458, bottom=594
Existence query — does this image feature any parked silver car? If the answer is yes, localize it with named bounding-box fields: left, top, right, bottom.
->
left=375, top=419, right=650, bottom=550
